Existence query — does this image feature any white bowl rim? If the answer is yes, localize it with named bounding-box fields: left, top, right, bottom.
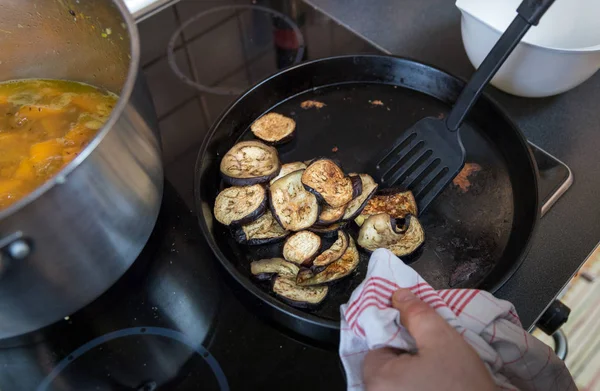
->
left=457, top=7, right=600, bottom=54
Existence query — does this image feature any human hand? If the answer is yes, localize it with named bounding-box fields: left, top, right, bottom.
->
left=363, top=288, right=495, bottom=391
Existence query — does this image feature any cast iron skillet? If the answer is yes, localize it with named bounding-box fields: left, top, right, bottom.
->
left=195, top=55, right=539, bottom=343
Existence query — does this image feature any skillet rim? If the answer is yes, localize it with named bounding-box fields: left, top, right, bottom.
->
left=194, top=54, right=540, bottom=331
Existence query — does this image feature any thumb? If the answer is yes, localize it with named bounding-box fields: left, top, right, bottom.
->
left=392, top=288, right=456, bottom=350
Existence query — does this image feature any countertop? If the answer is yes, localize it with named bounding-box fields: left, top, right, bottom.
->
left=307, top=0, right=600, bottom=329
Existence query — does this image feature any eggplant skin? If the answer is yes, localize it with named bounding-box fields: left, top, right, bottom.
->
left=296, top=237, right=360, bottom=286
left=301, top=159, right=354, bottom=208
left=309, top=222, right=346, bottom=238
left=283, top=231, right=322, bottom=266
left=250, top=258, right=300, bottom=281
left=355, top=189, right=418, bottom=226
left=213, top=184, right=267, bottom=226
left=269, top=170, right=320, bottom=231
left=233, top=210, right=290, bottom=245
left=342, top=174, right=378, bottom=221
left=349, top=175, right=363, bottom=199
left=312, top=230, right=349, bottom=268
left=250, top=112, right=296, bottom=144
left=357, top=213, right=425, bottom=257
left=272, top=276, right=328, bottom=308
left=220, top=141, right=281, bottom=185
left=270, top=162, right=307, bottom=185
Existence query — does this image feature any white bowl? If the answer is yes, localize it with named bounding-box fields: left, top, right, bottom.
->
left=456, top=0, right=600, bottom=97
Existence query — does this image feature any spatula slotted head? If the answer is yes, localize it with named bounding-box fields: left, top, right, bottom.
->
left=374, top=117, right=466, bottom=214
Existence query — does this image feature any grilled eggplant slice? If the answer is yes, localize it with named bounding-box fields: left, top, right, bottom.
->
left=297, top=237, right=360, bottom=286
left=312, top=230, right=349, bottom=268
left=301, top=159, right=354, bottom=208
left=317, top=203, right=347, bottom=225
left=269, top=161, right=307, bottom=185
left=220, top=141, right=281, bottom=185
left=355, top=189, right=418, bottom=226
left=269, top=170, right=319, bottom=231
left=213, top=184, right=267, bottom=226
left=250, top=258, right=299, bottom=281
left=309, top=222, right=346, bottom=238
left=357, top=214, right=425, bottom=257
left=342, top=174, right=378, bottom=221
left=250, top=112, right=296, bottom=144
left=234, top=210, right=290, bottom=245
left=283, top=231, right=322, bottom=266
left=272, top=276, right=328, bottom=308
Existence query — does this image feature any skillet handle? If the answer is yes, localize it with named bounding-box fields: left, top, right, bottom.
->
left=536, top=300, right=570, bottom=361
left=445, top=0, right=556, bottom=131
left=536, top=299, right=571, bottom=336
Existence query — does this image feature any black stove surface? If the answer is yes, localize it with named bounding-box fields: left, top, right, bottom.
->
left=1, top=183, right=342, bottom=391
left=1, top=1, right=570, bottom=390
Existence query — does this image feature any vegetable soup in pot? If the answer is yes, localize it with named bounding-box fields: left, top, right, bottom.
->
left=0, top=79, right=118, bottom=209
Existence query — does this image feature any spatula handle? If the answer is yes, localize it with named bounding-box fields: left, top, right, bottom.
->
left=445, top=0, right=555, bottom=131
left=517, top=0, right=556, bottom=25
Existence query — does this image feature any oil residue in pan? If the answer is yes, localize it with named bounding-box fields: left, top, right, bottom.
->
left=218, top=83, right=514, bottom=321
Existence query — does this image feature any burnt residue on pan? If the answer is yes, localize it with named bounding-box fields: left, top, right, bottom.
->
left=453, top=163, right=482, bottom=193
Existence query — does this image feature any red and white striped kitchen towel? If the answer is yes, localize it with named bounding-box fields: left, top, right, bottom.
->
left=340, top=248, right=576, bottom=391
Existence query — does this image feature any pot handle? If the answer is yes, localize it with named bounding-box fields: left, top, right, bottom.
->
left=0, top=232, right=31, bottom=276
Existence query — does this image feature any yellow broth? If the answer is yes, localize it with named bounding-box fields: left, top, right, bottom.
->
left=0, top=79, right=118, bottom=209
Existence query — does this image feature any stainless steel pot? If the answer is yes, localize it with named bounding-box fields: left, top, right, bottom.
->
left=0, top=0, right=163, bottom=339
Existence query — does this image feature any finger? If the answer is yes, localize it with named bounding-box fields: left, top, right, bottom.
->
left=392, top=288, right=456, bottom=349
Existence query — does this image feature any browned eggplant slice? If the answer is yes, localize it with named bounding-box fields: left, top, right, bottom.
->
left=283, top=231, right=322, bottom=266
left=297, top=237, right=360, bottom=286
left=357, top=213, right=425, bottom=257
left=250, top=258, right=299, bottom=281
left=355, top=189, right=418, bottom=226
left=342, top=173, right=378, bottom=221
left=233, top=209, right=290, bottom=245
left=213, top=184, right=267, bottom=226
left=269, top=170, right=319, bottom=231
left=272, top=276, right=328, bottom=308
left=309, top=222, right=346, bottom=238
left=312, top=230, right=349, bottom=268
left=301, top=159, right=354, bottom=208
left=250, top=112, right=296, bottom=144
left=317, top=203, right=347, bottom=225
left=220, top=141, right=281, bottom=185
left=269, top=161, right=307, bottom=185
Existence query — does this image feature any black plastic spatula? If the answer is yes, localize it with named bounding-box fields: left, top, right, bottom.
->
left=375, top=0, right=555, bottom=214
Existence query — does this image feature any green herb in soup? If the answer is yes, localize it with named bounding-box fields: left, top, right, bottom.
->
left=0, top=79, right=118, bottom=209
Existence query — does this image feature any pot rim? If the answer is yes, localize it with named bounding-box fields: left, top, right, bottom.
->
left=0, top=0, right=141, bottom=221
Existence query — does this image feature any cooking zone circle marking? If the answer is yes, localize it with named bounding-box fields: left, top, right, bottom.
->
left=167, top=5, right=305, bottom=96
left=36, top=327, right=228, bottom=391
